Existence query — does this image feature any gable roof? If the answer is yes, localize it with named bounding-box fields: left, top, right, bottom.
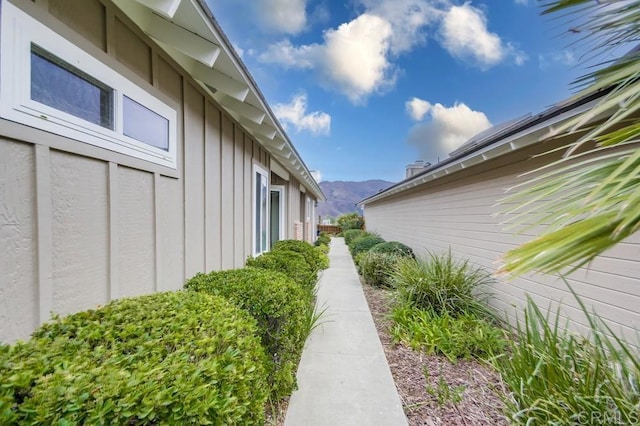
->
left=111, top=0, right=324, bottom=201
left=359, top=90, right=607, bottom=207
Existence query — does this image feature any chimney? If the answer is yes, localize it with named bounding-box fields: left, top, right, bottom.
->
left=405, top=160, right=430, bottom=178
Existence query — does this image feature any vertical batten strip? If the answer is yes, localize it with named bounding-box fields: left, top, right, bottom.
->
left=35, top=144, right=53, bottom=325
left=108, top=162, right=120, bottom=300
left=153, top=172, right=160, bottom=291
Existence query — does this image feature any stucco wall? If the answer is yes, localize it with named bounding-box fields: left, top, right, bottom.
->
left=0, top=0, right=314, bottom=342
left=364, top=141, right=640, bottom=341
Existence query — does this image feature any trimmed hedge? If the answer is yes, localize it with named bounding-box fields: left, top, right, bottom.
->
left=272, top=239, right=329, bottom=271
left=350, top=235, right=385, bottom=257
left=356, top=252, right=401, bottom=287
left=246, top=249, right=316, bottom=292
left=185, top=268, right=313, bottom=400
left=315, top=233, right=331, bottom=246
left=370, top=241, right=415, bottom=258
left=343, top=229, right=365, bottom=245
left=1, top=291, right=268, bottom=425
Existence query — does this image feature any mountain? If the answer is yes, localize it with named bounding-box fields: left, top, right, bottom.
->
left=317, top=180, right=395, bottom=219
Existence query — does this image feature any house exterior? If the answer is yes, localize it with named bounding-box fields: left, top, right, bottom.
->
left=360, top=95, right=640, bottom=341
left=0, top=0, right=323, bottom=343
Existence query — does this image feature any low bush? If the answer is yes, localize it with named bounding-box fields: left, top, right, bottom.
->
left=370, top=241, right=415, bottom=258
left=316, top=243, right=329, bottom=255
left=315, top=232, right=331, bottom=246
left=356, top=251, right=401, bottom=287
left=390, top=306, right=506, bottom=363
left=495, top=294, right=640, bottom=425
left=272, top=239, right=329, bottom=272
left=392, top=251, right=493, bottom=318
left=337, top=213, right=364, bottom=231
left=350, top=235, right=385, bottom=257
left=1, top=291, right=268, bottom=425
left=184, top=268, right=313, bottom=400
left=246, top=249, right=316, bottom=292
left=343, top=229, right=365, bottom=245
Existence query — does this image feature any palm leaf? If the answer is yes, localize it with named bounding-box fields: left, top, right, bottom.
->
left=500, top=0, right=640, bottom=276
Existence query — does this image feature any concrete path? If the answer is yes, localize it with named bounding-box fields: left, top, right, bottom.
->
left=284, top=238, right=408, bottom=426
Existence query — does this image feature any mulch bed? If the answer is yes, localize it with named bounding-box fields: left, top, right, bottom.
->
left=362, top=284, right=509, bottom=426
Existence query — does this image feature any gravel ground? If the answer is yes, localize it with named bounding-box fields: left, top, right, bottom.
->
left=362, top=284, right=509, bottom=426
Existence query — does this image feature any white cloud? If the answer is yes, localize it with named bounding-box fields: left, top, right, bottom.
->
left=514, top=0, right=527, bottom=5
left=257, top=0, right=308, bottom=34
left=539, top=50, right=577, bottom=70
left=406, top=97, right=432, bottom=121
left=273, top=93, right=331, bottom=135
left=261, top=14, right=395, bottom=103
left=407, top=101, right=492, bottom=160
left=310, top=170, right=322, bottom=182
left=439, top=3, right=526, bottom=68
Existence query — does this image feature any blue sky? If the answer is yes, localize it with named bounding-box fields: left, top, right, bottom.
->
left=206, top=0, right=587, bottom=182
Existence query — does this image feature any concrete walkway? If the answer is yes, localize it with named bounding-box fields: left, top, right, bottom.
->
left=284, top=238, right=408, bottom=426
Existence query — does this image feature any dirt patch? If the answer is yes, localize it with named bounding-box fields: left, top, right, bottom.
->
left=362, top=284, right=509, bottom=426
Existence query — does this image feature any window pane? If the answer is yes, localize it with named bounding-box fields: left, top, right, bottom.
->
left=30, top=45, right=113, bottom=129
left=255, top=172, right=262, bottom=252
left=123, top=96, right=169, bottom=151
left=261, top=177, right=268, bottom=250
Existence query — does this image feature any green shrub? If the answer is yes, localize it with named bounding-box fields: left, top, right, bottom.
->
left=336, top=213, right=364, bottom=231
left=246, top=249, right=316, bottom=292
left=356, top=252, right=401, bottom=287
left=315, top=233, right=331, bottom=246
left=350, top=235, right=385, bottom=257
left=343, top=229, right=365, bottom=245
left=1, top=291, right=268, bottom=425
left=272, top=239, right=329, bottom=271
left=185, top=268, right=313, bottom=400
left=495, top=294, right=640, bottom=425
left=390, top=306, right=506, bottom=363
left=316, top=243, right=329, bottom=255
left=370, top=241, right=415, bottom=258
left=392, top=251, right=493, bottom=318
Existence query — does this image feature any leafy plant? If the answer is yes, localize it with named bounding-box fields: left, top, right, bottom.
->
left=349, top=235, right=385, bottom=257
left=246, top=249, right=317, bottom=292
left=424, top=368, right=466, bottom=407
left=315, top=232, right=331, bottom=246
left=272, top=239, right=329, bottom=272
left=337, top=213, right=364, bottom=231
left=185, top=268, right=314, bottom=400
left=392, top=251, right=493, bottom=318
left=356, top=251, right=401, bottom=287
left=501, top=0, right=640, bottom=275
left=494, top=290, right=640, bottom=425
left=343, top=229, right=365, bottom=245
left=390, top=306, right=506, bottom=362
left=1, top=291, right=268, bottom=425
left=370, top=241, right=415, bottom=258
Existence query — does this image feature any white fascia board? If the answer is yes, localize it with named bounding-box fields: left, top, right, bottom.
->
left=238, top=116, right=278, bottom=140
left=135, top=0, right=182, bottom=19
left=146, top=13, right=220, bottom=66
left=192, top=62, right=249, bottom=102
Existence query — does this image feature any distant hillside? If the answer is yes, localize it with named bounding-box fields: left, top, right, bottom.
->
left=318, top=180, right=394, bottom=219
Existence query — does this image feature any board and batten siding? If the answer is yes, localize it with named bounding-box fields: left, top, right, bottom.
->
left=364, top=140, right=640, bottom=341
left=0, top=0, right=311, bottom=343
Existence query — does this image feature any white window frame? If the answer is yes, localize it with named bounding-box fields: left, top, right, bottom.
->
left=271, top=184, right=286, bottom=244
left=252, top=163, right=270, bottom=256
left=0, top=2, right=177, bottom=169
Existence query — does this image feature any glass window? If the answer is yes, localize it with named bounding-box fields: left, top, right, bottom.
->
left=123, top=96, right=169, bottom=151
left=254, top=167, right=269, bottom=255
left=30, top=45, right=113, bottom=129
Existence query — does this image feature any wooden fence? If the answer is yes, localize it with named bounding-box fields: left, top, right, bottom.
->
left=317, top=224, right=341, bottom=235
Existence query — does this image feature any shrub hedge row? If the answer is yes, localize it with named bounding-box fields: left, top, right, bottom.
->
left=1, top=238, right=325, bottom=424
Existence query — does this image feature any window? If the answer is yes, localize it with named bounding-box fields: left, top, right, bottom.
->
left=270, top=185, right=286, bottom=247
left=253, top=164, right=269, bottom=255
left=0, top=2, right=177, bottom=169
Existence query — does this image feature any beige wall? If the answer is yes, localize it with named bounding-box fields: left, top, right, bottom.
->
left=364, top=141, right=640, bottom=341
left=0, top=0, right=315, bottom=342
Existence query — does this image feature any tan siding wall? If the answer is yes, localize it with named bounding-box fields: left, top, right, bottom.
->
left=364, top=144, right=640, bottom=340
left=0, top=140, right=39, bottom=340
left=0, top=0, right=309, bottom=342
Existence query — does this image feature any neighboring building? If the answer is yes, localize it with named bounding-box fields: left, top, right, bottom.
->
left=360, top=95, right=640, bottom=340
left=405, top=160, right=429, bottom=178
left=0, top=0, right=323, bottom=342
